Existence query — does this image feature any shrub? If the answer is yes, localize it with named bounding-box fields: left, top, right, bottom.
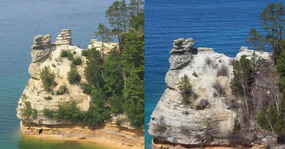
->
left=56, top=85, right=68, bottom=95
left=195, top=99, right=209, bottom=110
left=60, top=50, right=74, bottom=61
left=178, top=75, right=194, bottom=104
left=217, top=65, right=229, bottom=77
left=68, top=64, right=81, bottom=84
left=23, top=101, right=32, bottom=118
left=32, top=109, right=38, bottom=119
left=116, top=118, right=123, bottom=127
left=72, top=57, right=82, bottom=65
left=44, top=96, right=53, bottom=101
left=233, top=117, right=241, bottom=132
left=81, top=83, right=93, bottom=94
left=22, top=94, right=27, bottom=101
left=192, top=71, right=198, bottom=77
left=40, top=66, right=56, bottom=92
left=55, top=101, right=83, bottom=123
left=82, top=50, right=88, bottom=56
left=43, top=108, right=55, bottom=119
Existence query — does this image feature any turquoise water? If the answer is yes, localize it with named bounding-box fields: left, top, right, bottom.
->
left=0, top=0, right=116, bottom=148
left=145, top=0, right=285, bottom=148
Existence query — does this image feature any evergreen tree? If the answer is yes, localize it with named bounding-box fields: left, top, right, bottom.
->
left=103, top=50, right=124, bottom=96
left=259, top=2, right=285, bottom=62
left=178, top=75, right=193, bottom=105
left=95, top=23, right=112, bottom=46
left=121, top=31, right=144, bottom=79
left=128, top=0, right=145, bottom=32
left=106, top=0, right=129, bottom=43
left=85, top=48, right=104, bottom=89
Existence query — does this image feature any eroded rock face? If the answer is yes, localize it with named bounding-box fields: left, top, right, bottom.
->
left=169, top=38, right=194, bottom=70
left=54, top=29, right=72, bottom=46
left=148, top=38, right=274, bottom=146
left=17, top=29, right=118, bottom=126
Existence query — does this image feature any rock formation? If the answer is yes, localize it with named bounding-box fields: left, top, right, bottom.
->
left=17, top=29, right=144, bottom=148
left=54, top=29, right=72, bottom=46
left=148, top=38, right=278, bottom=148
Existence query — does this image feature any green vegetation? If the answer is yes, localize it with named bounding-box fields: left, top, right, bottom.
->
left=23, top=101, right=37, bottom=119
left=56, top=85, right=68, bottom=95
left=68, top=64, right=81, bottom=84
left=23, top=101, right=32, bottom=118
left=40, top=66, right=56, bottom=92
left=230, top=56, right=253, bottom=96
left=81, top=82, right=93, bottom=95
left=192, top=71, right=198, bottom=77
left=116, top=118, right=123, bottom=127
left=95, top=24, right=112, bottom=46
left=233, top=117, right=241, bottom=132
left=60, top=50, right=74, bottom=61
left=43, top=108, right=55, bottom=119
left=178, top=75, right=194, bottom=105
left=44, top=96, right=53, bottom=101
left=72, top=57, right=82, bottom=65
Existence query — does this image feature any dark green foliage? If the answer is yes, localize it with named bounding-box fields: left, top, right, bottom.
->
left=121, top=31, right=144, bottom=78
left=81, top=82, right=93, bottom=95
left=103, top=50, right=124, bottom=96
left=44, top=96, right=53, bottom=101
left=68, top=64, right=81, bottom=84
left=260, top=3, right=285, bottom=47
left=233, top=117, right=241, bottom=132
left=23, top=102, right=32, bottom=118
left=56, top=85, right=68, bottom=95
left=128, top=0, right=145, bottom=32
left=178, top=75, right=193, bottom=105
left=82, top=50, right=88, bottom=56
left=123, top=99, right=144, bottom=129
left=32, top=109, right=37, bottom=119
left=55, top=101, right=83, bottom=123
left=60, top=50, right=74, bottom=61
left=43, top=108, right=55, bottom=119
left=230, top=56, right=253, bottom=96
left=192, top=71, right=198, bottom=77
left=95, top=24, right=112, bottom=44
left=195, top=104, right=205, bottom=111
left=246, top=28, right=265, bottom=51
left=85, top=48, right=104, bottom=89
left=84, top=90, right=110, bottom=126
left=116, top=118, right=123, bottom=127
left=109, top=95, right=124, bottom=113
left=256, top=107, right=278, bottom=131
left=40, top=66, right=56, bottom=92
left=106, top=0, right=128, bottom=41
left=72, top=57, right=82, bottom=65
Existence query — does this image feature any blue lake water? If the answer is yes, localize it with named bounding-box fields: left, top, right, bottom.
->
left=145, top=0, right=285, bottom=148
left=0, top=0, right=116, bottom=148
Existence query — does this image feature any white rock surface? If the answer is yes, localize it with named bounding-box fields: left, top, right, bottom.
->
left=148, top=38, right=272, bottom=145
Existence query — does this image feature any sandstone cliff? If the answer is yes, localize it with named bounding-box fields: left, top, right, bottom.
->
left=16, top=29, right=143, bottom=148
left=148, top=38, right=280, bottom=148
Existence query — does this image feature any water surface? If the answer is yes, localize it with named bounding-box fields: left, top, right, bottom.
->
left=0, top=0, right=116, bottom=148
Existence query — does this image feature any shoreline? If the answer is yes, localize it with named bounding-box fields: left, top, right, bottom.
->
left=20, top=121, right=144, bottom=149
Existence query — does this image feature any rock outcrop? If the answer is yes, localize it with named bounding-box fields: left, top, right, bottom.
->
left=54, top=29, right=72, bottom=46
left=148, top=38, right=275, bottom=148
left=16, top=29, right=143, bottom=148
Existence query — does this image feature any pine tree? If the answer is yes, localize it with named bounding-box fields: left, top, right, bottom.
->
left=95, top=23, right=112, bottom=46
